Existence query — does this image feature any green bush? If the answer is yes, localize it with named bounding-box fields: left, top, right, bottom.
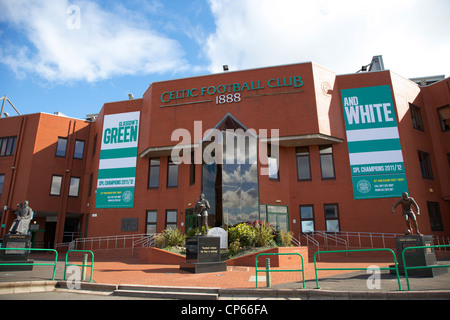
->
left=229, top=239, right=241, bottom=257
left=157, top=228, right=186, bottom=248
left=279, top=230, right=294, bottom=247
left=254, top=222, right=276, bottom=247
left=228, top=223, right=256, bottom=247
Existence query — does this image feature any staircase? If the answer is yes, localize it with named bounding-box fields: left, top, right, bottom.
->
left=297, top=231, right=406, bottom=261
left=113, top=284, right=219, bottom=300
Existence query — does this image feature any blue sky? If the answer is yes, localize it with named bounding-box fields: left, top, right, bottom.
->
left=0, top=0, right=449, bottom=119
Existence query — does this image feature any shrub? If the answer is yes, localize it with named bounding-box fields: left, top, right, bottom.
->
left=279, top=230, right=294, bottom=247
left=254, top=222, right=276, bottom=247
left=228, top=223, right=256, bottom=247
left=186, top=226, right=208, bottom=237
left=229, top=239, right=241, bottom=257
left=157, top=228, right=186, bottom=248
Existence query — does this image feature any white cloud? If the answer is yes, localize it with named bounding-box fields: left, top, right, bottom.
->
left=205, top=0, right=450, bottom=78
left=0, top=0, right=188, bottom=82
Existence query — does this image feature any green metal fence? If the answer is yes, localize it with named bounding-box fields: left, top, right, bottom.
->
left=0, top=248, right=58, bottom=280
left=402, top=244, right=450, bottom=291
left=63, top=250, right=95, bottom=282
left=313, top=248, right=402, bottom=291
left=255, top=253, right=305, bottom=289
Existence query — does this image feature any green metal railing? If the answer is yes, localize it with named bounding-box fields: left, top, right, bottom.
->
left=314, top=248, right=402, bottom=291
left=63, top=250, right=95, bottom=282
left=402, top=244, right=450, bottom=291
left=255, top=253, right=305, bottom=289
left=0, top=248, right=58, bottom=280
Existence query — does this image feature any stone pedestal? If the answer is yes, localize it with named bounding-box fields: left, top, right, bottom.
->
left=179, top=236, right=227, bottom=274
left=391, top=235, right=447, bottom=277
left=0, top=234, right=34, bottom=271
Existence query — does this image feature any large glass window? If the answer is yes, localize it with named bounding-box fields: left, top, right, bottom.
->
left=56, top=137, right=68, bottom=157
left=50, top=175, right=63, bottom=196
left=165, top=210, right=177, bottom=230
left=319, top=145, right=335, bottom=179
left=148, top=158, right=160, bottom=189
left=146, top=210, right=157, bottom=234
left=201, top=117, right=259, bottom=228
left=296, top=147, right=311, bottom=181
left=324, top=204, right=340, bottom=232
left=167, top=157, right=179, bottom=188
left=300, top=205, right=315, bottom=233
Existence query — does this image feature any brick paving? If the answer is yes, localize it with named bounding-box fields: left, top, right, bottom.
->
left=90, top=258, right=394, bottom=289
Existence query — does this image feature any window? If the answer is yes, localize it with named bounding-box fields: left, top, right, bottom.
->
left=56, top=137, right=68, bottom=157
left=437, top=105, right=450, bottom=132
left=165, top=210, right=177, bottom=230
left=74, top=140, right=85, bottom=159
left=68, top=177, right=80, bottom=197
left=300, top=205, right=315, bottom=233
left=50, top=175, right=63, bottom=196
left=190, top=152, right=196, bottom=185
left=148, top=158, right=160, bottom=189
left=268, top=144, right=279, bottom=181
left=418, top=150, right=434, bottom=179
left=409, top=103, right=424, bottom=131
left=167, top=157, right=179, bottom=188
left=296, top=147, right=311, bottom=181
left=324, top=204, right=340, bottom=232
left=0, top=136, right=17, bottom=157
left=88, top=173, right=93, bottom=196
left=0, top=174, right=5, bottom=195
left=146, top=210, right=158, bottom=234
left=92, top=134, right=97, bottom=156
left=319, top=145, right=335, bottom=179
left=427, top=202, right=444, bottom=232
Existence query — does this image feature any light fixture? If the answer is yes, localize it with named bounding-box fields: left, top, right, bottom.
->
left=223, top=65, right=229, bottom=72
left=128, top=93, right=134, bottom=100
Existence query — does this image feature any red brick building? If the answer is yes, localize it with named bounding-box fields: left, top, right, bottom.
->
left=1, top=61, right=449, bottom=248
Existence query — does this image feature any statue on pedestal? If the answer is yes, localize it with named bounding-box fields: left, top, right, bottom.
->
left=392, top=192, right=422, bottom=235
left=195, top=194, right=210, bottom=236
left=9, top=201, right=33, bottom=235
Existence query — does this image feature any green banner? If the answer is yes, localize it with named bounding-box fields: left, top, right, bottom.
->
left=95, top=111, right=140, bottom=209
left=341, top=85, right=408, bottom=199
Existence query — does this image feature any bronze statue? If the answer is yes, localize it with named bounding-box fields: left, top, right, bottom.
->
left=195, top=194, right=210, bottom=236
left=392, top=192, right=422, bottom=236
left=9, top=201, right=33, bottom=235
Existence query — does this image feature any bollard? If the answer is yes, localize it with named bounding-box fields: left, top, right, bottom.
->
left=265, top=258, right=271, bottom=288
left=81, top=254, right=88, bottom=281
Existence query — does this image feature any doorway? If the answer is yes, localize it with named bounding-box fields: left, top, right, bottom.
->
left=260, top=204, right=289, bottom=232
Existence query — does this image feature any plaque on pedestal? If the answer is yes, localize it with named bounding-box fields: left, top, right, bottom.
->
left=180, top=236, right=227, bottom=274
left=0, top=234, right=34, bottom=271
left=391, top=235, right=447, bottom=277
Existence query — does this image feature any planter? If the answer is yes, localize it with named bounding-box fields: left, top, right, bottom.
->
left=226, top=247, right=309, bottom=267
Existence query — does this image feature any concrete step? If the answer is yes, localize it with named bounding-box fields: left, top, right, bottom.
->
left=114, top=284, right=219, bottom=300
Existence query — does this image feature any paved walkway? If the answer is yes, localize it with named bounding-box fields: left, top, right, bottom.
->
left=1, top=254, right=449, bottom=296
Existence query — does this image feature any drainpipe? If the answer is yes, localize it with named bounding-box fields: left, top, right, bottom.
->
left=54, top=120, right=77, bottom=246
